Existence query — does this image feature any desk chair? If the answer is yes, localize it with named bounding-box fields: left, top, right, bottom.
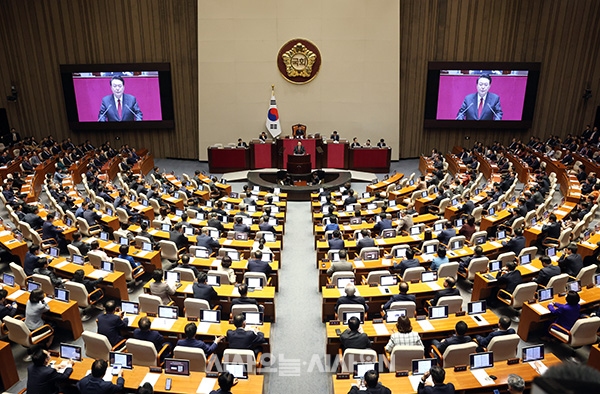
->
left=420, top=240, right=439, bottom=255
left=549, top=316, right=600, bottom=353
left=390, top=245, right=411, bottom=258
left=67, top=244, right=84, bottom=260
left=363, top=270, right=392, bottom=285
left=386, top=345, right=424, bottom=372
left=446, top=235, right=466, bottom=249
left=77, top=217, right=102, bottom=237
left=383, top=301, right=417, bottom=318
left=540, top=273, right=569, bottom=293
left=497, top=252, right=516, bottom=267
left=230, top=304, right=259, bottom=319
left=243, top=272, right=271, bottom=287
left=518, top=246, right=538, bottom=260
left=134, top=235, right=152, bottom=248
left=467, top=231, right=487, bottom=246
left=158, top=240, right=185, bottom=264
left=430, top=295, right=463, bottom=314
left=113, top=257, right=144, bottom=291
left=30, top=274, right=55, bottom=296
left=64, top=281, right=103, bottom=322
left=207, top=271, right=232, bottom=285
left=471, top=206, right=483, bottom=224
left=430, top=341, right=477, bottom=368
left=94, top=196, right=106, bottom=211
left=139, top=294, right=168, bottom=314
left=497, top=282, right=537, bottom=322
left=184, top=298, right=213, bottom=318
left=149, top=198, right=161, bottom=215
left=87, top=250, right=104, bottom=269
left=438, top=262, right=459, bottom=280
left=82, top=330, right=126, bottom=360
left=4, top=316, right=54, bottom=361
left=223, top=349, right=262, bottom=374
left=30, top=230, right=57, bottom=252
left=219, top=247, right=241, bottom=261
left=126, top=338, right=170, bottom=367
left=173, top=346, right=216, bottom=372
left=542, top=228, right=572, bottom=250
left=359, top=247, right=380, bottom=261
left=173, top=267, right=196, bottom=282
left=189, top=246, right=213, bottom=258
left=380, top=228, right=397, bottom=238
left=330, top=271, right=355, bottom=286
left=327, top=249, right=343, bottom=261
left=339, top=348, right=378, bottom=373
left=336, top=304, right=366, bottom=321
left=485, top=334, right=520, bottom=361
left=402, top=267, right=425, bottom=282
left=571, top=221, right=586, bottom=241
left=572, top=264, right=597, bottom=287
left=429, top=198, right=450, bottom=215
left=9, top=262, right=27, bottom=288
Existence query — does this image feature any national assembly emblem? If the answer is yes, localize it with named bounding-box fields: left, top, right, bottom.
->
left=277, top=39, right=321, bottom=84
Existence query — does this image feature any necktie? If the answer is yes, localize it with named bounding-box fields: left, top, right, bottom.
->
left=478, top=97, right=483, bottom=119
left=118, top=99, right=122, bottom=120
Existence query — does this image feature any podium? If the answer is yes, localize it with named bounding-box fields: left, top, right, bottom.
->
left=287, top=154, right=311, bottom=175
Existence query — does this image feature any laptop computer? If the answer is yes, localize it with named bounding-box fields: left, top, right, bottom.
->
left=488, top=261, right=502, bottom=272
left=234, top=232, right=248, bottom=241
left=467, top=301, right=486, bottom=315
left=121, top=301, right=139, bottom=315
left=100, top=231, right=109, bottom=241
left=261, top=252, right=272, bottom=262
left=410, top=226, right=421, bottom=236
left=223, top=363, right=248, bottom=379
left=424, top=244, right=437, bottom=255
left=164, top=359, right=190, bottom=376
left=412, top=358, right=437, bottom=375
left=184, top=226, right=194, bottom=236
left=537, top=288, right=553, bottom=302
left=200, top=309, right=221, bottom=323
left=428, top=305, right=448, bottom=319
left=109, top=351, right=133, bottom=369
left=142, top=242, right=153, bottom=252
left=206, top=274, right=221, bottom=287
left=72, top=254, right=85, bottom=265
left=386, top=309, right=407, bottom=323
left=161, top=223, right=172, bottom=232
left=379, top=275, right=397, bottom=287
left=350, top=217, right=362, bottom=225
left=164, top=271, right=180, bottom=285
left=54, top=288, right=70, bottom=302
left=470, top=352, right=493, bottom=369
left=496, top=230, right=506, bottom=240
left=519, top=254, right=531, bottom=265
left=455, top=218, right=464, bottom=227
left=27, top=281, right=41, bottom=292
left=245, top=277, right=264, bottom=289
left=101, top=261, right=114, bottom=272
left=195, top=248, right=209, bottom=258
left=49, top=247, right=60, bottom=258
left=227, top=250, right=240, bottom=261
left=2, top=273, right=15, bottom=286
left=119, top=237, right=129, bottom=246
left=394, top=248, right=407, bottom=258
left=488, top=208, right=495, bottom=216
left=433, top=222, right=444, bottom=232
left=363, top=251, right=379, bottom=261
left=522, top=345, right=544, bottom=362
left=567, top=280, right=581, bottom=292
left=451, top=239, right=463, bottom=250
left=353, top=362, right=378, bottom=379
left=421, top=271, right=438, bottom=283
left=60, top=343, right=82, bottom=361
left=336, top=277, right=354, bottom=288
left=243, top=311, right=264, bottom=326
left=342, top=311, right=364, bottom=325
left=158, top=305, right=179, bottom=319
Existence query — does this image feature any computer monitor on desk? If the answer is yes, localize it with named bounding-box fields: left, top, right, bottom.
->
left=412, top=358, right=437, bottom=375
left=470, top=352, right=493, bottom=369
left=353, top=362, right=378, bottom=379
left=522, top=345, right=544, bottom=362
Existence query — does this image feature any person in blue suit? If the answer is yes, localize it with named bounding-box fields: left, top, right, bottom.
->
left=98, top=76, right=143, bottom=121
left=456, top=74, right=502, bottom=120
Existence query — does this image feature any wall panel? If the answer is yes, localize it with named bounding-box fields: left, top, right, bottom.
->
left=0, top=0, right=198, bottom=159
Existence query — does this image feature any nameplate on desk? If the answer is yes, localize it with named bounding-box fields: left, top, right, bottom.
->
left=187, top=316, right=198, bottom=321
left=410, top=280, right=420, bottom=284
left=206, top=372, right=219, bottom=378
left=325, top=284, right=335, bottom=289
left=147, top=312, right=157, bottom=317
left=453, top=365, right=467, bottom=372
left=336, top=373, right=350, bottom=379
left=507, top=358, right=519, bottom=365
left=329, top=320, right=341, bottom=325
left=149, top=367, right=162, bottom=373
left=415, top=315, right=426, bottom=321
left=369, top=283, right=378, bottom=287
left=455, top=311, right=466, bottom=317
left=372, top=318, right=383, bottom=324
left=396, top=371, right=409, bottom=377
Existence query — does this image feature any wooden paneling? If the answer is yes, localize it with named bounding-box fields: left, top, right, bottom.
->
left=0, top=0, right=198, bottom=159
left=400, top=0, right=600, bottom=159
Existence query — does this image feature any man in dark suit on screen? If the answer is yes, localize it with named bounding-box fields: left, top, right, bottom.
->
left=456, top=74, right=502, bottom=120
left=98, top=76, right=143, bottom=122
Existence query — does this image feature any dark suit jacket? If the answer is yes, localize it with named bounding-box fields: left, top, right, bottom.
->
left=247, top=259, right=272, bottom=275
left=348, top=383, right=392, bottom=394
left=393, top=258, right=420, bottom=276
left=98, top=93, right=143, bottom=121
left=541, top=222, right=561, bottom=239
left=559, top=253, right=583, bottom=277
left=196, top=234, right=220, bottom=250
left=431, top=287, right=460, bottom=306
left=356, top=237, right=375, bottom=252
left=77, top=374, right=125, bottom=394
left=231, top=296, right=258, bottom=306
left=192, top=282, right=218, bottom=306
left=226, top=327, right=265, bottom=350
left=340, top=329, right=371, bottom=350
left=417, top=382, right=456, bottom=394
left=503, top=235, right=526, bottom=255
left=456, top=92, right=502, bottom=120
left=328, top=238, right=345, bottom=250
left=170, top=231, right=188, bottom=249
left=496, top=270, right=522, bottom=294
left=335, top=295, right=368, bottom=312
left=436, top=334, right=472, bottom=354
left=383, top=293, right=416, bottom=310
left=26, top=364, right=73, bottom=394
left=97, top=313, right=128, bottom=346
left=475, top=327, right=516, bottom=348
left=133, top=328, right=166, bottom=351
left=534, top=265, right=562, bottom=286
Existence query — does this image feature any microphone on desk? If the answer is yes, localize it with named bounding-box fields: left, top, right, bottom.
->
left=125, top=104, right=142, bottom=121
left=98, top=104, right=112, bottom=121
left=487, top=103, right=500, bottom=120
left=455, top=103, right=473, bottom=120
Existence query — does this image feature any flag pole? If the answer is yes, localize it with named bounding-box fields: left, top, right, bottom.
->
left=271, top=84, right=275, bottom=95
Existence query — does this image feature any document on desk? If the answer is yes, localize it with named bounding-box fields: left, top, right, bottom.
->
left=529, top=360, right=548, bottom=375
left=489, top=241, right=503, bottom=248
left=140, top=372, right=161, bottom=387
left=7, top=289, right=25, bottom=301
left=223, top=240, right=233, bottom=246
left=426, top=282, right=442, bottom=291
left=421, top=254, right=434, bottom=262
left=148, top=229, right=158, bottom=235
left=530, top=303, right=550, bottom=315
left=54, top=261, right=70, bottom=269
left=470, top=314, right=489, bottom=326
left=183, top=283, right=194, bottom=293
left=197, top=377, right=217, bottom=393
left=521, top=264, right=539, bottom=272
left=135, top=251, right=149, bottom=258
left=105, top=242, right=118, bottom=249
left=411, top=235, right=421, bottom=241
left=381, top=258, right=392, bottom=266
left=87, top=270, right=109, bottom=279
left=408, top=375, right=432, bottom=391
left=343, top=225, right=352, bottom=231
left=354, top=260, right=365, bottom=268
left=376, top=239, right=387, bottom=246
left=211, top=259, right=221, bottom=267
left=151, top=318, right=176, bottom=331
left=197, top=322, right=212, bottom=333
left=84, top=237, right=98, bottom=244
left=417, top=319, right=435, bottom=331
left=124, top=315, right=137, bottom=327
left=471, top=369, right=495, bottom=386
left=373, top=323, right=390, bottom=336
left=0, top=231, right=12, bottom=237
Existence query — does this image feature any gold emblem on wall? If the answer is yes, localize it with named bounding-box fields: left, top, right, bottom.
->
left=277, top=39, right=321, bottom=84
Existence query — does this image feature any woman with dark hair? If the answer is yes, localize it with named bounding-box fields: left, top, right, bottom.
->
left=384, top=315, right=423, bottom=354
left=25, top=288, right=49, bottom=331
left=149, top=269, right=175, bottom=305
left=548, top=290, right=581, bottom=330
left=72, top=269, right=103, bottom=293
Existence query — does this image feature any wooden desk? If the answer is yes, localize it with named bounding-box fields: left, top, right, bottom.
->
left=331, top=354, right=561, bottom=394
left=366, top=173, right=404, bottom=195
left=0, top=231, right=27, bottom=264
left=4, top=285, right=84, bottom=339
left=325, top=311, right=498, bottom=356
left=189, top=256, right=279, bottom=291
left=419, top=156, right=434, bottom=175
left=0, top=341, right=19, bottom=391
left=517, top=285, right=600, bottom=341
left=321, top=281, right=446, bottom=322
left=92, top=239, right=162, bottom=272
left=471, top=258, right=548, bottom=301
left=60, top=356, right=265, bottom=393
left=49, top=258, right=129, bottom=301
left=588, top=344, right=600, bottom=372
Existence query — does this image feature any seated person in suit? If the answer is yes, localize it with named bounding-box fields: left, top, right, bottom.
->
left=327, top=249, right=353, bottom=276
left=474, top=315, right=515, bottom=352
left=502, top=228, right=526, bottom=256
left=97, top=300, right=129, bottom=347
left=436, top=222, right=456, bottom=246
left=382, top=281, right=416, bottom=311
left=349, top=369, right=392, bottom=394
left=169, top=222, right=189, bottom=250
left=458, top=245, right=483, bottom=274
left=430, top=277, right=460, bottom=306
left=231, top=283, right=263, bottom=311
left=258, top=215, right=276, bottom=233
left=179, top=253, right=201, bottom=278
left=226, top=313, right=266, bottom=355
left=324, top=216, right=340, bottom=232
left=392, top=249, right=420, bottom=277
left=548, top=290, right=581, bottom=330
left=247, top=250, right=272, bottom=275
left=328, top=230, right=345, bottom=250
left=177, top=322, right=224, bottom=356
left=24, top=244, right=43, bottom=276
left=340, top=316, right=371, bottom=351
left=430, top=247, right=450, bottom=271
left=77, top=358, right=124, bottom=394
left=70, top=231, right=90, bottom=255
left=373, top=213, right=393, bottom=235
left=558, top=243, right=583, bottom=277
left=330, top=130, right=340, bottom=141
left=149, top=269, right=176, bottom=305
left=209, top=372, right=237, bottom=394
left=196, top=227, right=221, bottom=251
left=458, top=216, right=476, bottom=240
left=356, top=229, right=375, bottom=253
left=217, top=255, right=236, bottom=284
left=133, top=317, right=171, bottom=355
left=118, top=244, right=141, bottom=269
left=335, top=284, right=368, bottom=313
left=33, top=257, right=64, bottom=289
left=496, top=260, right=522, bottom=294
left=233, top=216, right=250, bottom=234
left=0, top=289, right=17, bottom=321
left=350, top=137, right=361, bottom=148
left=431, top=320, right=472, bottom=357
left=417, top=365, right=456, bottom=394
left=533, top=256, right=561, bottom=287
left=27, top=348, right=74, bottom=394
left=192, top=272, right=218, bottom=308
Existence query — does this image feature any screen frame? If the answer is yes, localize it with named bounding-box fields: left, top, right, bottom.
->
left=424, top=61, right=541, bottom=129
left=60, top=63, right=175, bottom=130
